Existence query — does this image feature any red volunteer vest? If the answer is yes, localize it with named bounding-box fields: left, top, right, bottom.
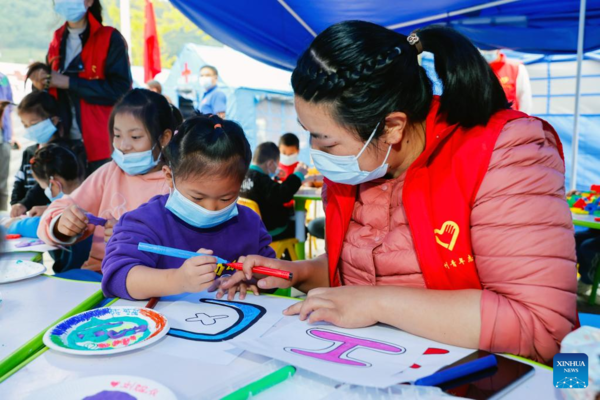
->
left=489, top=53, right=521, bottom=111
left=325, top=97, right=564, bottom=289
left=48, top=12, right=115, bottom=162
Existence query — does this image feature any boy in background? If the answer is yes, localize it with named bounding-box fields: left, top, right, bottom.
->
left=241, top=142, right=307, bottom=241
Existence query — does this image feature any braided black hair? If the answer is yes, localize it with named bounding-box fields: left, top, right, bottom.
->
left=292, top=21, right=509, bottom=140
left=163, top=114, right=252, bottom=182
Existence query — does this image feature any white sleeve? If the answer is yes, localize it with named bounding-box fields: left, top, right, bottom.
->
left=516, top=64, right=533, bottom=114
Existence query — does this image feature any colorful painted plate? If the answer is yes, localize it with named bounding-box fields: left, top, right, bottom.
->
left=25, top=375, right=177, bottom=400
left=0, top=259, right=46, bottom=284
left=43, top=307, right=169, bottom=355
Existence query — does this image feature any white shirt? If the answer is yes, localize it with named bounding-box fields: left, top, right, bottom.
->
left=65, top=24, right=86, bottom=140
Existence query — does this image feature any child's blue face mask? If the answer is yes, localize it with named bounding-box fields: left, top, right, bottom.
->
left=24, top=119, right=56, bottom=144
left=165, top=177, right=239, bottom=229
left=44, top=178, right=64, bottom=203
left=112, top=146, right=160, bottom=176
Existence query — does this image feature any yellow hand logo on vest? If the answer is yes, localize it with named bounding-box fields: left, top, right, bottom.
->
left=434, top=221, right=460, bottom=251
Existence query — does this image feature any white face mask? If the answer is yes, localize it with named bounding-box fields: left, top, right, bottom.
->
left=279, top=153, right=299, bottom=166
left=199, top=76, right=215, bottom=90
left=310, top=123, right=392, bottom=185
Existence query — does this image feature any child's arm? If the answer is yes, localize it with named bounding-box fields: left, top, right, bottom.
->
left=262, top=173, right=304, bottom=205
left=7, top=216, right=41, bottom=238
left=101, top=211, right=218, bottom=300
left=38, top=163, right=109, bottom=245
left=125, top=253, right=217, bottom=299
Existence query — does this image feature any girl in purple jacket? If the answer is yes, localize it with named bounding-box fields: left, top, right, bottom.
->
left=101, top=115, right=275, bottom=300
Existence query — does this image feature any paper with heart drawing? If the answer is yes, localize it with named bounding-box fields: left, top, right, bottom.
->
left=233, top=320, right=432, bottom=388
left=152, top=292, right=298, bottom=364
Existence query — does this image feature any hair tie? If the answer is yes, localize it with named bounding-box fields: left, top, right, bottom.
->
left=407, top=32, right=423, bottom=55
left=30, top=157, right=36, bottom=165
left=173, top=129, right=179, bottom=136
left=214, top=124, right=222, bottom=129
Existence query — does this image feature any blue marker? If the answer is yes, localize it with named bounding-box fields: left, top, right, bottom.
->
left=414, top=354, right=497, bottom=387
left=138, top=242, right=229, bottom=265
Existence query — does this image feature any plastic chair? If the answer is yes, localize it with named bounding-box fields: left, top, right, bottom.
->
left=238, top=198, right=297, bottom=297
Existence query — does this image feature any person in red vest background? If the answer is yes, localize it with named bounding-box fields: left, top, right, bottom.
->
left=220, top=22, right=576, bottom=364
left=29, top=0, right=132, bottom=175
left=481, top=49, right=532, bottom=114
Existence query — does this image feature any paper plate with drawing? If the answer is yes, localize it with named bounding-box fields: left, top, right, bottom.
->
left=25, top=375, right=177, bottom=400
left=43, top=307, right=169, bottom=355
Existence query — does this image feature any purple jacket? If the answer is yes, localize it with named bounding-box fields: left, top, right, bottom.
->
left=0, top=73, right=13, bottom=143
left=101, top=195, right=275, bottom=299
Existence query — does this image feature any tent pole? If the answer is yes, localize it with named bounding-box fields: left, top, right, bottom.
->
left=277, top=0, right=317, bottom=37
left=570, top=0, right=587, bottom=191
left=120, top=0, right=132, bottom=60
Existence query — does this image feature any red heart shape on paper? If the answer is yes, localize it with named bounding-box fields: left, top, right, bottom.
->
left=110, top=381, right=119, bottom=387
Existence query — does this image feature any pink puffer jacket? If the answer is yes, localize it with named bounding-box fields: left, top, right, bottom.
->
left=336, top=117, right=577, bottom=363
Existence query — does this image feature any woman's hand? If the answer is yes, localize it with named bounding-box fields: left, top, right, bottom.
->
left=212, top=256, right=260, bottom=300
left=50, top=70, right=69, bottom=89
left=10, top=203, right=27, bottom=218
left=284, top=286, right=381, bottom=328
left=173, top=248, right=217, bottom=293
left=29, top=205, right=48, bottom=217
left=218, top=255, right=296, bottom=292
left=56, top=205, right=89, bottom=238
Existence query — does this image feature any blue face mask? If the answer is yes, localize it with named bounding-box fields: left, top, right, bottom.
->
left=310, top=123, right=392, bottom=185
left=112, top=146, right=160, bottom=176
left=165, top=179, right=239, bottom=229
left=54, top=0, right=87, bottom=23
left=44, top=178, right=64, bottom=203
left=24, top=119, right=57, bottom=144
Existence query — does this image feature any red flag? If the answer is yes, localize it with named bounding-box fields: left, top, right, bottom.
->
left=144, top=0, right=161, bottom=82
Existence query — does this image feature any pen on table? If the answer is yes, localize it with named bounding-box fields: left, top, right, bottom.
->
left=221, top=365, right=296, bottom=400
left=138, top=242, right=293, bottom=280
left=145, top=297, right=159, bottom=309
left=414, top=354, right=497, bottom=387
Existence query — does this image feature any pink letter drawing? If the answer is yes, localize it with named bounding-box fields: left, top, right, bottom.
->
left=285, top=328, right=405, bottom=367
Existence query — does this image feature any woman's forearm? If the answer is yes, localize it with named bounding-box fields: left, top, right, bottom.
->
left=293, top=255, right=329, bottom=293
left=374, top=286, right=482, bottom=349
left=126, top=265, right=180, bottom=300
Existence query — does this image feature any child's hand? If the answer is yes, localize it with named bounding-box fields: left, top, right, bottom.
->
left=103, top=213, right=118, bottom=243
left=294, top=162, right=309, bottom=177
left=175, top=248, right=218, bottom=293
left=56, top=205, right=89, bottom=237
left=212, top=256, right=259, bottom=300
left=10, top=203, right=27, bottom=218
left=29, top=205, right=48, bottom=217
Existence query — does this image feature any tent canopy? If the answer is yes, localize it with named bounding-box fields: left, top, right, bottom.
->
left=170, top=0, right=600, bottom=70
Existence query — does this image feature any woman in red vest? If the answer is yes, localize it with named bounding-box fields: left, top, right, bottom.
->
left=221, top=22, right=576, bottom=363
left=30, top=0, right=132, bottom=174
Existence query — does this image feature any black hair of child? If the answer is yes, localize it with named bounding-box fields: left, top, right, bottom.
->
left=163, top=114, right=251, bottom=183
left=31, top=144, right=83, bottom=183
left=278, top=133, right=300, bottom=149
left=108, top=88, right=183, bottom=147
left=253, top=142, right=279, bottom=164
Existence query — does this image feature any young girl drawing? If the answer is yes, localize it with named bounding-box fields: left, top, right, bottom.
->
left=101, top=115, right=275, bottom=300
left=38, top=89, right=181, bottom=271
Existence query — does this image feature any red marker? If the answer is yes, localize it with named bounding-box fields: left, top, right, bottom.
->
left=595, top=217, right=600, bottom=222
left=225, top=263, right=293, bottom=280
left=5, top=234, right=21, bottom=240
